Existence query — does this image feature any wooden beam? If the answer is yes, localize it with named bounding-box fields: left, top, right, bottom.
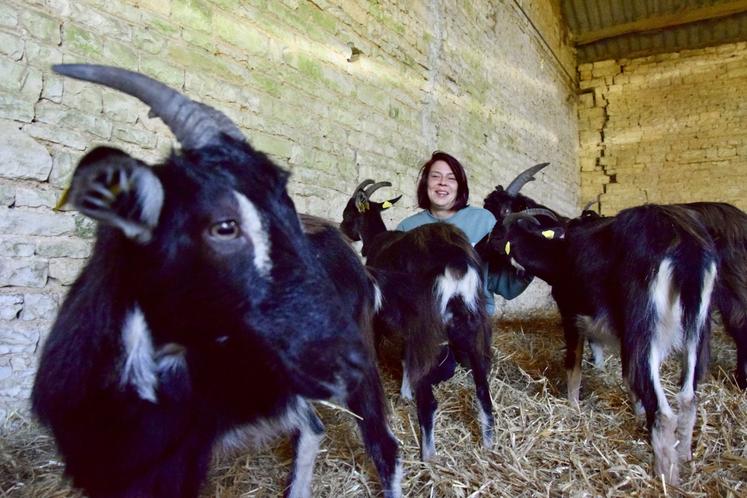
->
left=574, top=0, right=747, bottom=46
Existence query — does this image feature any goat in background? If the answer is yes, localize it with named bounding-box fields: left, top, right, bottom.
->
left=490, top=204, right=717, bottom=485
left=340, top=180, right=494, bottom=462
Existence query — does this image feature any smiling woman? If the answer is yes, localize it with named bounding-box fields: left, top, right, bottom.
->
left=396, top=151, right=534, bottom=315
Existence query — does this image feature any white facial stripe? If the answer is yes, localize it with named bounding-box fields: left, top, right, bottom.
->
left=435, top=266, right=480, bottom=318
left=234, top=192, right=272, bottom=276
left=121, top=306, right=157, bottom=403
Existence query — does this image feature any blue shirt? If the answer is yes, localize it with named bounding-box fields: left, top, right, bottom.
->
left=396, top=206, right=532, bottom=314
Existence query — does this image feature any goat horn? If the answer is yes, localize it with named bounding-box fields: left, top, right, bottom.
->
left=364, top=181, right=392, bottom=199
left=582, top=200, right=596, bottom=212
left=354, top=179, right=375, bottom=193
left=52, top=64, right=245, bottom=150
left=502, top=208, right=558, bottom=228
left=505, top=162, right=550, bottom=197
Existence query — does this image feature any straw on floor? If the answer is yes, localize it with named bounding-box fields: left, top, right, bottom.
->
left=2, top=319, right=745, bottom=497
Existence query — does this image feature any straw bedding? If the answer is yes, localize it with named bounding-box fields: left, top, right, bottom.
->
left=2, top=319, right=745, bottom=497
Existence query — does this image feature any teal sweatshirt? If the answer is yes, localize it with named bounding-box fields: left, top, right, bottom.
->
left=396, top=206, right=532, bottom=314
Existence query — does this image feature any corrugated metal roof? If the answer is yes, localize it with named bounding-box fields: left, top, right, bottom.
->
left=561, top=0, right=747, bottom=62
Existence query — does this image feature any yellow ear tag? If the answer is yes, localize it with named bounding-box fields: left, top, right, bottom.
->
left=541, top=230, right=555, bottom=239
left=504, top=241, right=511, bottom=255
left=54, top=186, right=71, bottom=211
left=382, top=200, right=393, bottom=209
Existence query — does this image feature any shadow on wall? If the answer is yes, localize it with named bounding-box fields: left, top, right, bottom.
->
left=498, top=279, right=557, bottom=320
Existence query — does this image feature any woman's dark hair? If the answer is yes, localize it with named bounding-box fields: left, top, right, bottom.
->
left=416, top=151, right=470, bottom=211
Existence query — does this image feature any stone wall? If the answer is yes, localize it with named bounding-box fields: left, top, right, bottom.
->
left=578, top=42, right=747, bottom=215
left=0, top=0, right=578, bottom=420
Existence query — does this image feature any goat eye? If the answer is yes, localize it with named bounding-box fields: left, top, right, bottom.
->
left=500, top=206, right=511, bottom=217
left=209, top=220, right=240, bottom=240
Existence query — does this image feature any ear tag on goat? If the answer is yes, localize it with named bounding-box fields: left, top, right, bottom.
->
left=541, top=230, right=555, bottom=239
left=382, top=200, right=393, bottom=209
left=504, top=241, right=511, bottom=255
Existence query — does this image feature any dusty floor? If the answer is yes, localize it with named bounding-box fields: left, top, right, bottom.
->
left=2, top=319, right=746, bottom=497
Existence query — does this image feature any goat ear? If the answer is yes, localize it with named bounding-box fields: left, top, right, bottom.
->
left=381, top=195, right=402, bottom=210
left=63, top=146, right=164, bottom=243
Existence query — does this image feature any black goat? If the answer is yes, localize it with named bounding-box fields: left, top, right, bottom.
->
left=491, top=204, right=717, bottom=484
left=569, top=202, right=747, bottom=389
left=31, top=65, right=401, bottom=498
left=480, top=162, right=608, bottom=367
left=340, top=180, right=494, bottom=462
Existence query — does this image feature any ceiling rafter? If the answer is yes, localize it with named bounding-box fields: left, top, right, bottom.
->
left=573, top=0, right=747, bottom=46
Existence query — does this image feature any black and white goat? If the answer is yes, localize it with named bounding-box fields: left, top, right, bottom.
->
left=340, top=180, right=494, bottom=462
left=490, top=204, right=717, bottom=484
left=544, top=201, right=747, bottom=390
left=485, top=166, right=747, bottom=387
left=31, top=65, right=401, bottom=498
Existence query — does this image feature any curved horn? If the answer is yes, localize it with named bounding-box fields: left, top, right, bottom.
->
left=354, top=179, right=375, bottom=193
left=364, top=181, right=392, bottom=199
left=582, top=200, right=597, bottom=212
left=52, top=64, right=244, bottom=150
left=505, top=162, right=550, bottom=197
left=502, top=208, right=558, bottom=228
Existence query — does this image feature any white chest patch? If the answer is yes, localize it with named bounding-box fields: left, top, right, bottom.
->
left=121, top=306, right=158, bottom=403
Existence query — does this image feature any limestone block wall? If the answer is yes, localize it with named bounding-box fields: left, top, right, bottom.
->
left=0, top=0, right=578, bottom=420
left=578, top=42, right=747, bottom=215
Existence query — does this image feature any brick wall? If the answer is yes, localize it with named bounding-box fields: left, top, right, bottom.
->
left=0, top=0, right=577, bottom=420
left=579, top=42, right=747, bottom=215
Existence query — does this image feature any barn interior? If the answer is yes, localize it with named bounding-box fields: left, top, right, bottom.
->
left=1, top=1, right=746, bottom=496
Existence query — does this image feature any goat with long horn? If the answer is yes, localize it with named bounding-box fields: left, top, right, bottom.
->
left=32, top=64, right=402, bottom=498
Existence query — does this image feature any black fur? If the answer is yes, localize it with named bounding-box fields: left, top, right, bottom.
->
left=495, top=203, right=717, bottom=483
left=32, top=138, right=400, bottom=498
left=340, top=183, right=494, bottom=461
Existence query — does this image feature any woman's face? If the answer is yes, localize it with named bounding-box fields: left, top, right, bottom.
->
left=427, top=160, right=458, bottom=213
